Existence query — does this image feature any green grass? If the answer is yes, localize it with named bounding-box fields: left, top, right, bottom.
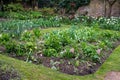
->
left=41, top=24, right=71, bottom=33
left=0, top=45, right=120, bottom=80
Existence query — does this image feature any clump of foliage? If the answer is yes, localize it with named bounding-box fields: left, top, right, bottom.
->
left=0, top=18, right=60, bottom=38
left=43, top=26, right=120, bottom=62
left=98, top=17, right=120, bottom=31
left=55, top=16, right=120, bottom=31
left=2, top=11, right=42, bottom=20
left=3, top=3, right=24, bottom=12
left=0, top=28, right=42, bottom=56
left=1, top=3, right=42, bottom=19
left=58, top=0, right=90, bottom=13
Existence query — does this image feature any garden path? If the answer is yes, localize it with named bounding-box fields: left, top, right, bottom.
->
left=105, top=71, right=120, bottom=80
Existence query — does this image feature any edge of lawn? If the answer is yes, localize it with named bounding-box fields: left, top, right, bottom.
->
left=0, top=45, right=120, bottom=80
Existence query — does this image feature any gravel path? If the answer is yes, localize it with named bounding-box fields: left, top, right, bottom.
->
left=105, top=71, right=120, bottom=80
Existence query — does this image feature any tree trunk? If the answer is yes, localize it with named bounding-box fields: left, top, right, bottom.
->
left=108, top=5, right=112, bottom=18
left=118, top=1, right=120, bottom=16
left=104, top=0, right=106, bottom=17
left=107, top=0, right=117, bottom=18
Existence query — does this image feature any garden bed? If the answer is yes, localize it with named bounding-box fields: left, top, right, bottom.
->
left=33, top=40, right=120, bottom=75
left=0, top=17, right=120, bottom=76
left=1, top=27, right=119, bottom=75
left=5, top=39, right=120, bottom=75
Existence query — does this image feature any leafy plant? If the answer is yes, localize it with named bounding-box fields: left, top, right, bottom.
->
left=43, top=26, right=120, bottom=62
left=43, top=49, right=58, bottom=57
left=44, top=32, right=62, bottom=52
left=33, top=28, right=41, bottom=38
left=61, top=48, right=75, bottom=58
left=80, top=42, right=100, bottom=62
left=0, top=33, right=10, bottom=42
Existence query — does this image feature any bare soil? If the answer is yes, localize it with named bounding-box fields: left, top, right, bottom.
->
left=105, top=72, right=120, bottom=80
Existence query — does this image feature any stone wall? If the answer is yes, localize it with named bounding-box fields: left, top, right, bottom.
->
left=77, top=0, right=120, bottom=17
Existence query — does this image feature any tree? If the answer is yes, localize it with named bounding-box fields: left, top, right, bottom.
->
left=106, top=0, right=117, bottom=18
left=119, top=1, right=120, bottom=15
left=104, top=0, right=107, bottom=17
